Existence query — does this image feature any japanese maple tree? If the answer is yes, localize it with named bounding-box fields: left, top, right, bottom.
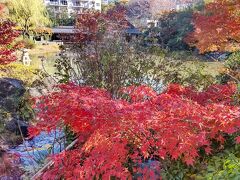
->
left=74, top=6, right=128, bottom=43
left=0, top=3, right=20, bottom=65
left=185, top=0, right=240, bottom=53
left=57, top=7, right=162, bottom=96
left=30, top=82, right=240, bottom=179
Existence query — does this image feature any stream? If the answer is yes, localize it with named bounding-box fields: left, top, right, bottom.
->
left=7, top=52, right=65, bottom=175
left=9, top=130, right=65, bottom=173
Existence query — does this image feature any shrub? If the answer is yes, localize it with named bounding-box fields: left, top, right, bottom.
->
left=0, top=63, right=40, bottom=86
left=55, top=9, right=163, bottom=96
left=30, top=83, right=240, bottom=179
left=218, top=51, right=240, bottom=84
left=20, top=38, right=36, bottom=49
left=0, top=20, right=20, bottom=64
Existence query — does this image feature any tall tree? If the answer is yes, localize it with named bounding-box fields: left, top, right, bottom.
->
left=144, top=9, right=194, bottom=50
left=185, top=0, right=240, bottom=53
left=7, top=0, right=50, bottom=39
left=127, top=0, right=202, bottom=28
left=47, top=8, right=76, bottom=27
left=127, top=0, right=151, bottom=27
left=128, top=0, right=202, bottom=17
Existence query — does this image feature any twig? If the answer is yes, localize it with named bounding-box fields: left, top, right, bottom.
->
left=16, top=119, right=37, bottom=173
left=206, top=54, right=239, bottom=83
left=31, top=138, right=78, bottom=180
left=40, top=57, right=58, bottom=85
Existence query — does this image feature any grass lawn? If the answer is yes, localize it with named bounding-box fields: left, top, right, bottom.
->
left=184, top=61, right=225, bottom=77
left=29, top=43, right=60, bottom=55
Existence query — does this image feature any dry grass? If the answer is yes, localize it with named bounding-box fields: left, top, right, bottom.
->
left=184, top=61, right=225, bottom=77
left=29, top=44, right=60, bottom=55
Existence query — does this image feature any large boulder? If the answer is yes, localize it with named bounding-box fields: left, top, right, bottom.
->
left=5, top=116, right=29, bottom=138
left=29, top=76, right=56, bottom=97
left=0, top=78, right=26, bottom=113
left=0, top=78, right=29, bottom=145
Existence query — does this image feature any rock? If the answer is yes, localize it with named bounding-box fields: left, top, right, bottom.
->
left=5, top=117, right=29, bottom=138
left=29, top=87, right=49, bottom=97
left=0, top=78, right=30, bottom=148
left=29, top=77, right=56, bottom=97
left=0, top=78, right=26, bottom=113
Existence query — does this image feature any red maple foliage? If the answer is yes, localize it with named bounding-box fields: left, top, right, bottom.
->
left=74, top=6, right=128, bottom=44
left=0, top=4, right=20, bottom=65
left=0, top=149, right=23, bottom=178
left=30, top=83, right=240, bottom=179
left=185, top=0, right=240, bottom=53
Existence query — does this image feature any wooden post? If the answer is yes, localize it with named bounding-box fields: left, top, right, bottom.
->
left=31, top=138, right=78, bottom=179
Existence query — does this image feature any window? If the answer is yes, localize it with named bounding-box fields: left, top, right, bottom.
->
left=61, top=1, right=68, bottom=5
left=75, top=1, right=80, bottom=6
left=50, top=0, right=58, bottom=5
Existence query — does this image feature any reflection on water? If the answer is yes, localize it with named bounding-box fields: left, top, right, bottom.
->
left=29, top=52, right=59, bottom=75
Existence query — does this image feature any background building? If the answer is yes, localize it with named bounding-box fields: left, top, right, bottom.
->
left=127, top=0, right=203, bottom=28
left=44, top=0, right=102, bottom=16
left=101, top=0, right=109, bottom=5
left=149, top=0, right=203, bottom=15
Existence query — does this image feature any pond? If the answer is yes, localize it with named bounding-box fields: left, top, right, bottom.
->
left=29, top=52, right=59, bottom=75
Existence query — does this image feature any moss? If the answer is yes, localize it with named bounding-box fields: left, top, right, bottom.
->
left=0, top=63, right=41, bottom=86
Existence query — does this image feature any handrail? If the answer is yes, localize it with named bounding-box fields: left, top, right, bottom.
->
left=31, top=138, right=78, bottom=179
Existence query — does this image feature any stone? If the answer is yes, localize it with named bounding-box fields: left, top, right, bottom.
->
left=21, top=49, right=32, bottom=66
left=29, top=77, right=56, bottom=97
left=5, top=116, right=29, bottom=138
left=0, top=78, right=26, bottom=113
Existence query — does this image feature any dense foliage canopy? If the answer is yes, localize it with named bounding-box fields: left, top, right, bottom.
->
left=0, top=3, right=20, bottom=64
left=145, top=10, right=194, bottom=51
left=7, top=0, right=50, bottom=38
left=30, top=83, right=240, bottom=179
left=1, top=0, right=240, bottom=179
left=186, top=0, right=240, bottom=53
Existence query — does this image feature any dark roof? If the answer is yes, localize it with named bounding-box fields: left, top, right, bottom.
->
left=126, top=22, right=141, bottom=34
left=52, top=26, right=75, bottom=34
left=52, top=25, right=141, bottom=35
left=125, top=28, right=141, bottom=35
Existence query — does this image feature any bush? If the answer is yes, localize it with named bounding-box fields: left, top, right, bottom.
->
left=189, top=143, right=240, bottom=180
left=55, top=10, right=165, bottom=96
left=143, top=10, right=194, bottom=51
left=218, top=52, right=240, bottom=84
left=203, top=153, right=240, bottom=179
left=0, top=63, right=40, bottom=86
left=30, top=83, right=240, bottom=179
left=20, top=38, right=36, bottom=49
left=217, top=52, right=240, bottom=104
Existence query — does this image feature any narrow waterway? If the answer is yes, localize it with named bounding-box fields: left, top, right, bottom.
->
left=6, top=51, right=65, bottom=176
left=9, top=130, right=65, bottom=174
